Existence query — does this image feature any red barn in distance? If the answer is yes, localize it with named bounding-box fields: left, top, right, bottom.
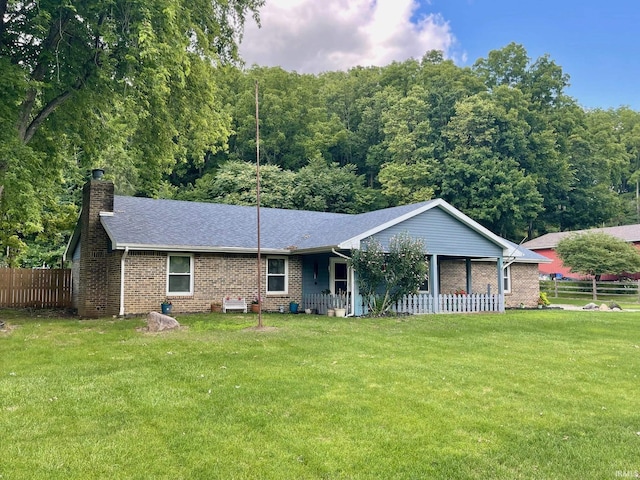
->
left=523, top=224, right=640, bottom=280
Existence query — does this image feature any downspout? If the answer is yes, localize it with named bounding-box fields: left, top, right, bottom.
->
left=119, top=246, right=129, bottom=317
left=332, top=248, right=355, bottom=317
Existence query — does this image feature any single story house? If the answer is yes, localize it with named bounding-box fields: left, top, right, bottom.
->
left=64, top=177, right=547, bottom=317
left=523, top=224, right=640, bottom=280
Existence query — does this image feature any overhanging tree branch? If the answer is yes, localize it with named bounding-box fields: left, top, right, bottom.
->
left=16, top=10, right=73, bottom=142
left=22, top=90, right=74, bottom=143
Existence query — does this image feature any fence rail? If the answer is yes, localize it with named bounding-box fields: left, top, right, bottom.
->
left=394, top=293, right=502, bottom=314
left=540, top=278, right=640, bottom=301
left=0, top=268, right=72, bottom=308
left=303, top=292, right=503, bottom=315
left=303, top=293, right=351, bottom=315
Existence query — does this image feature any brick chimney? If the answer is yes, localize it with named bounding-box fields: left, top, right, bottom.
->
left=77, top=172, right=115, bottom=317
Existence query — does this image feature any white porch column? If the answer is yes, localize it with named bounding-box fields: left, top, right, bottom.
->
left=497, top=256, right=505, bottom=312
left=350, top=265, right=361, bottom=316
left=430, top=254, right=439, bottom=313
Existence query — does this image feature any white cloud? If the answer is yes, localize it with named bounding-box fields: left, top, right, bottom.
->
left=239, top=0, right=455, bottom=73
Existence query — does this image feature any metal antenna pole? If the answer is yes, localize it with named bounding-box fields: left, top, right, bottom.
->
left=255, top=81, right=263, bottom=328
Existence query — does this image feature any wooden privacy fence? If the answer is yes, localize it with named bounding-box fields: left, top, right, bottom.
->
left=0, top=268, right=72, bottom=308
left=540, top=278, right=640, bottom=301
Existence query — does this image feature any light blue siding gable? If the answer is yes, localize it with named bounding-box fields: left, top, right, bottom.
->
left=367, top=206, right=503, bottom=257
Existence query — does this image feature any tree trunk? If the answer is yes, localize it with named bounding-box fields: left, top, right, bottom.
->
left=592, top=276, right=597, bottom=301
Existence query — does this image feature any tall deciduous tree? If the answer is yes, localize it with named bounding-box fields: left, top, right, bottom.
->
left=378, top=85, right=436, bottom=205
left=220, top=66, right=343, bottom=170
left=2, top=0, right=262, bottom=145
left=439, top=91, right=543, bottom=239
left=556, top=232, right=640, bottom=279
left=0, top=0, right=262, bottom=256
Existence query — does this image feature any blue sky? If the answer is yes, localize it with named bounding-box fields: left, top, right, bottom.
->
left=421, top=0, right=639, bottom=110
left=240, top=0, right=639, bottom=110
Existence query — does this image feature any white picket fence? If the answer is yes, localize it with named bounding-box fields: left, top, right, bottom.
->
left=394, top=293, right=503, bottom=314
left=304, top=292, right=503, bottom=315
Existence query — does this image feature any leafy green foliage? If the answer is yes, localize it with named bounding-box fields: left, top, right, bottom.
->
left=291, top=156, right=372, bottom=213
left=6, top=24, right=640, bottom=267
left=537, top=292, right=551, bottom=306
left=556, top=232, right=640, bottom=278
left=439, top=90, right=543, bottom=238
left=179, top=160, right=296, bottom=208
left=181, top=158, right=373, bottom=213
left=0, top=0, right=263, bottom=261
left=349, top=233, right=427, bottom=315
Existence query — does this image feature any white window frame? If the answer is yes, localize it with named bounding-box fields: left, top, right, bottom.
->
left=503, top=264, right=512, bottom=294
left=266, top=256, right=288, bottom=295
left=167, top=254, right=194, bottom=296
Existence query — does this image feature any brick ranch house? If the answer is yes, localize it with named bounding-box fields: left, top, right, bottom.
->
left=523, top=224, right=640, bottom=280
left=64, top=177, right=547, bottom=317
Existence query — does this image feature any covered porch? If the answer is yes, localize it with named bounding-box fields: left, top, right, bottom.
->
left=300, top=253, right=506, bottom=316
left=302, top=291, right=503, bottom=315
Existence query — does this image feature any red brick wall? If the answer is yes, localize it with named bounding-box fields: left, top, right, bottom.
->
left=75, top=180, right=304, bottom=316
left=123, top=252, right=303, bottom=315
left=506, top=263, right=540, bottom=308
left=77, top=180, right=121, bottom=317
left=439, top=260, right=540, bottom=308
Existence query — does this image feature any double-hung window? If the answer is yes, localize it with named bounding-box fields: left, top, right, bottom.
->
left=266, top=257, right=288, bottom=294
left=503, top=265, right=512, bottom=294
left=167, top=254, right=194, bottom=295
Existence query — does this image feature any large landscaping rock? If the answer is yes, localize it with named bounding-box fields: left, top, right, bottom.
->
left=147, top=311, right=180, bottom=332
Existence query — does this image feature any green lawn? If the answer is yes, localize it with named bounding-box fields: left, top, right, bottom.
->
left=1, top=309, right=639, bottom=479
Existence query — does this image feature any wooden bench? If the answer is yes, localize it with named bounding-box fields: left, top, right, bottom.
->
left=222, top=297, right=247, bottom=313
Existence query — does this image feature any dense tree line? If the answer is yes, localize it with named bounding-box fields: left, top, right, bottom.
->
left=2, top=1, right=640, bottom=266
left=188, top=44, right=640, bottom=242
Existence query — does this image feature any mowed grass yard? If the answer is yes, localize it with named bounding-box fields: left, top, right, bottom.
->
left=1, top=309, right=639, bottom=479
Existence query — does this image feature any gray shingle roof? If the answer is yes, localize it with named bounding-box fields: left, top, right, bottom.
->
left=100, top=196, right=439, bottom=252
left=91, top=195, right=544, bottom=264
left=523, top=224, right=640, bottom=249
left=503, top=239, right=551, bottom=264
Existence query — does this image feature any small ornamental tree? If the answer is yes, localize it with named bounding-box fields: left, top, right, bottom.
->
left=349, top=232, right=427, bottom=315
left=556, top=232, right=640, bottom=299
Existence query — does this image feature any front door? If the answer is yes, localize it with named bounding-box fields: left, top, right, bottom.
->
left=330, top=258, right=349, bottom=295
